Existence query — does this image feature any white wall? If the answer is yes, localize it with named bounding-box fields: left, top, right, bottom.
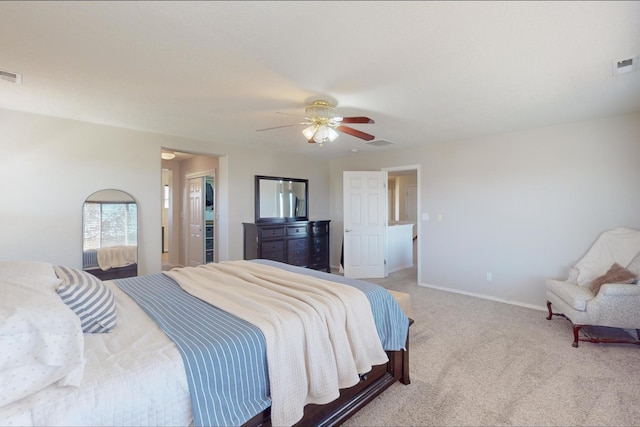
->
left=5, top=106, right=639, bottom=309
left=0, top=108, right=331, bottom=274
left=330, top=112, right=640, bottom=308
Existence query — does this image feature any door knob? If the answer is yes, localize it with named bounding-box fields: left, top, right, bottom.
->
left=345, top=228, right=352, bottom=232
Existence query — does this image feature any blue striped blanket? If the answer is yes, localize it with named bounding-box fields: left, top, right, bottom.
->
left=115, top=261, right=408, bottom=427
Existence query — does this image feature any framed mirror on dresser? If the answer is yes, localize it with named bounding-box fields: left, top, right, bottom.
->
left=243, top=175, right=331, bottom=272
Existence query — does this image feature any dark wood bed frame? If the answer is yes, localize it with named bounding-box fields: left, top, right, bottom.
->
left=244, top=320, right=412, bottom=427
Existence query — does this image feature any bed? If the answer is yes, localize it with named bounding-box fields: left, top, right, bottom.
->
left=0, top=259, right=410, bottom=427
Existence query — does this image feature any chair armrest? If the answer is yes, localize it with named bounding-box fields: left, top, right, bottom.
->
left=546, top=267, right=580, bottom=286
left=598, top=283, right=640, bottom=297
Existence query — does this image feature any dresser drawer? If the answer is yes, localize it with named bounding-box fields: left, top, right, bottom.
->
left=311, top=224, right=328, bottom=235
left=260, top=227, right=285, bottom=239
left=263, top=251, right=286, bottom=263
left=288, top=256, right=307, bottom=267
left=261, top=240, right=284, bottom=253
left=311, top=237, right=327, bottom=250
left=287, top=238, right=307, bottom=266
left=286, top=225, right=308, bottom=237
left=309, top=253, right=327, bottom=265
left=289, top=238, right=307, bottom=250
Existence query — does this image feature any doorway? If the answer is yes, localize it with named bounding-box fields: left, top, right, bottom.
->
left=161, top=149, right=220, bottom=269
left=384, top=166, right=419, bottom=281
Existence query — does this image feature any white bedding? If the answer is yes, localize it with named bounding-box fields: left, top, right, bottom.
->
left=0, top=281, right=191, bottom=427
left=0, top=276, right=84, bottom=408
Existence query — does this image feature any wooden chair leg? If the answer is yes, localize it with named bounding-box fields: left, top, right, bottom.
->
left=572, top=324, right=583, bottom=348
left=546, top=301, right=585, bottom=347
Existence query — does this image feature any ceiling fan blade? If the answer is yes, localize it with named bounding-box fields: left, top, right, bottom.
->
left=336, top=125, right=375, bottom=141
left=339, top=116, right=375, bottom=124
left=256, top=123, right=306, bottom=132
left=276, top=111, right=307, bottom=118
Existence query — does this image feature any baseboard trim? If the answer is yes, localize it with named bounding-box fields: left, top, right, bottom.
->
left=417, top=282, right=546, bottom=312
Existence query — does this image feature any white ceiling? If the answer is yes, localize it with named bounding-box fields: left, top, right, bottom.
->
left=1, top=1, right=639, bottom=159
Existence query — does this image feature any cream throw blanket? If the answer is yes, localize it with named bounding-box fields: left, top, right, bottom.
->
left=96, top=245, right=137, bottom=271
left=164, top=260, right=388, bottom=427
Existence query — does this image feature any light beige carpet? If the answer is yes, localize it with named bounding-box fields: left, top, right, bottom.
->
left=343, top=267, right=640, bottom=427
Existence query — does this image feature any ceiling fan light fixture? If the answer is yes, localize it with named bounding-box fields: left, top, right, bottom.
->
left=302, top=124, right=318, bottom=140
left=305, top=100, right=336, bottom=120
left=314, top=125, right=329, bottom=142
left=308, top=124, right=339, bottom=144
left=261, top=99, right=375, bottom=144
left=326, top=127, right=339, bottom=141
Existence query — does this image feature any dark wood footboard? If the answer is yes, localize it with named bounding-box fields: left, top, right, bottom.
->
left=244, top=320, right=412, bottom=427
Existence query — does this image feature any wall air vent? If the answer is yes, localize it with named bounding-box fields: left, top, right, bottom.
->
left=0, top=69, right=22, bottom=84
left=613, top=56, right=638, bottom=76
left=365, top=139, right=395, bottom=147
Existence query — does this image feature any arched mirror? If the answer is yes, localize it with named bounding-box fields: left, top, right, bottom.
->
left=82, top=189, right=138, bottom=280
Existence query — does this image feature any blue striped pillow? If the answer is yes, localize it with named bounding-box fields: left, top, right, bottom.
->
left=54, top=266, right=117, bottom=333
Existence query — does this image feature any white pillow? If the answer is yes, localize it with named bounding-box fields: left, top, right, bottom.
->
left=0, top=280, right=85, bottom=408
left=0, top=261, right=62, bottom=292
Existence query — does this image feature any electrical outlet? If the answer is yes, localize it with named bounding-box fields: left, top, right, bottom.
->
left=486, top=272, right=492, bottom=281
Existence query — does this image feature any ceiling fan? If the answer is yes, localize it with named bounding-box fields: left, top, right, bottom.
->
left=256, top=100, right=375, bottom=146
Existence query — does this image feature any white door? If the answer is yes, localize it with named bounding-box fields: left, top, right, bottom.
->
left=343, top=171, right=388, bottom=278
left=188, top=177, right=203, bottom=267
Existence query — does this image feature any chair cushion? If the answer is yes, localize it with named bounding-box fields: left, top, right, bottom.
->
left=574, top=227, right=640, bottom=286
left=626, top=251, right=640, bottom=283
left=589, top=263, right=637, bottom=295
left=546, top=279, right=595, bottom=312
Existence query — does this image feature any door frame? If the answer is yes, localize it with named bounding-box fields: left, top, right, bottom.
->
left=382, top=165, right=421, bottom=281
left=185, top=169, right=216, bottom=266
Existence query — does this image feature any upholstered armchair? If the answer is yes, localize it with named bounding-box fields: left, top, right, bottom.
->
left=546, top=227, right=640, bottom=347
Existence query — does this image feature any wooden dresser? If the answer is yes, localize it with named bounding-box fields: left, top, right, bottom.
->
left=243, top=220, right=330, bottom=272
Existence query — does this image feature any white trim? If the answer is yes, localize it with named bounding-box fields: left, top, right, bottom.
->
left=185, top=169, right=216, bottom=179
left=418, top=281, right=547, bottom=312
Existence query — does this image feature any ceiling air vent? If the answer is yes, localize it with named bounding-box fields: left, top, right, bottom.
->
left=613, top=56, right=638, bottom=76
left=365, top=139, right=395, bottom=147
left=0, top=69, right=22, bottom=84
